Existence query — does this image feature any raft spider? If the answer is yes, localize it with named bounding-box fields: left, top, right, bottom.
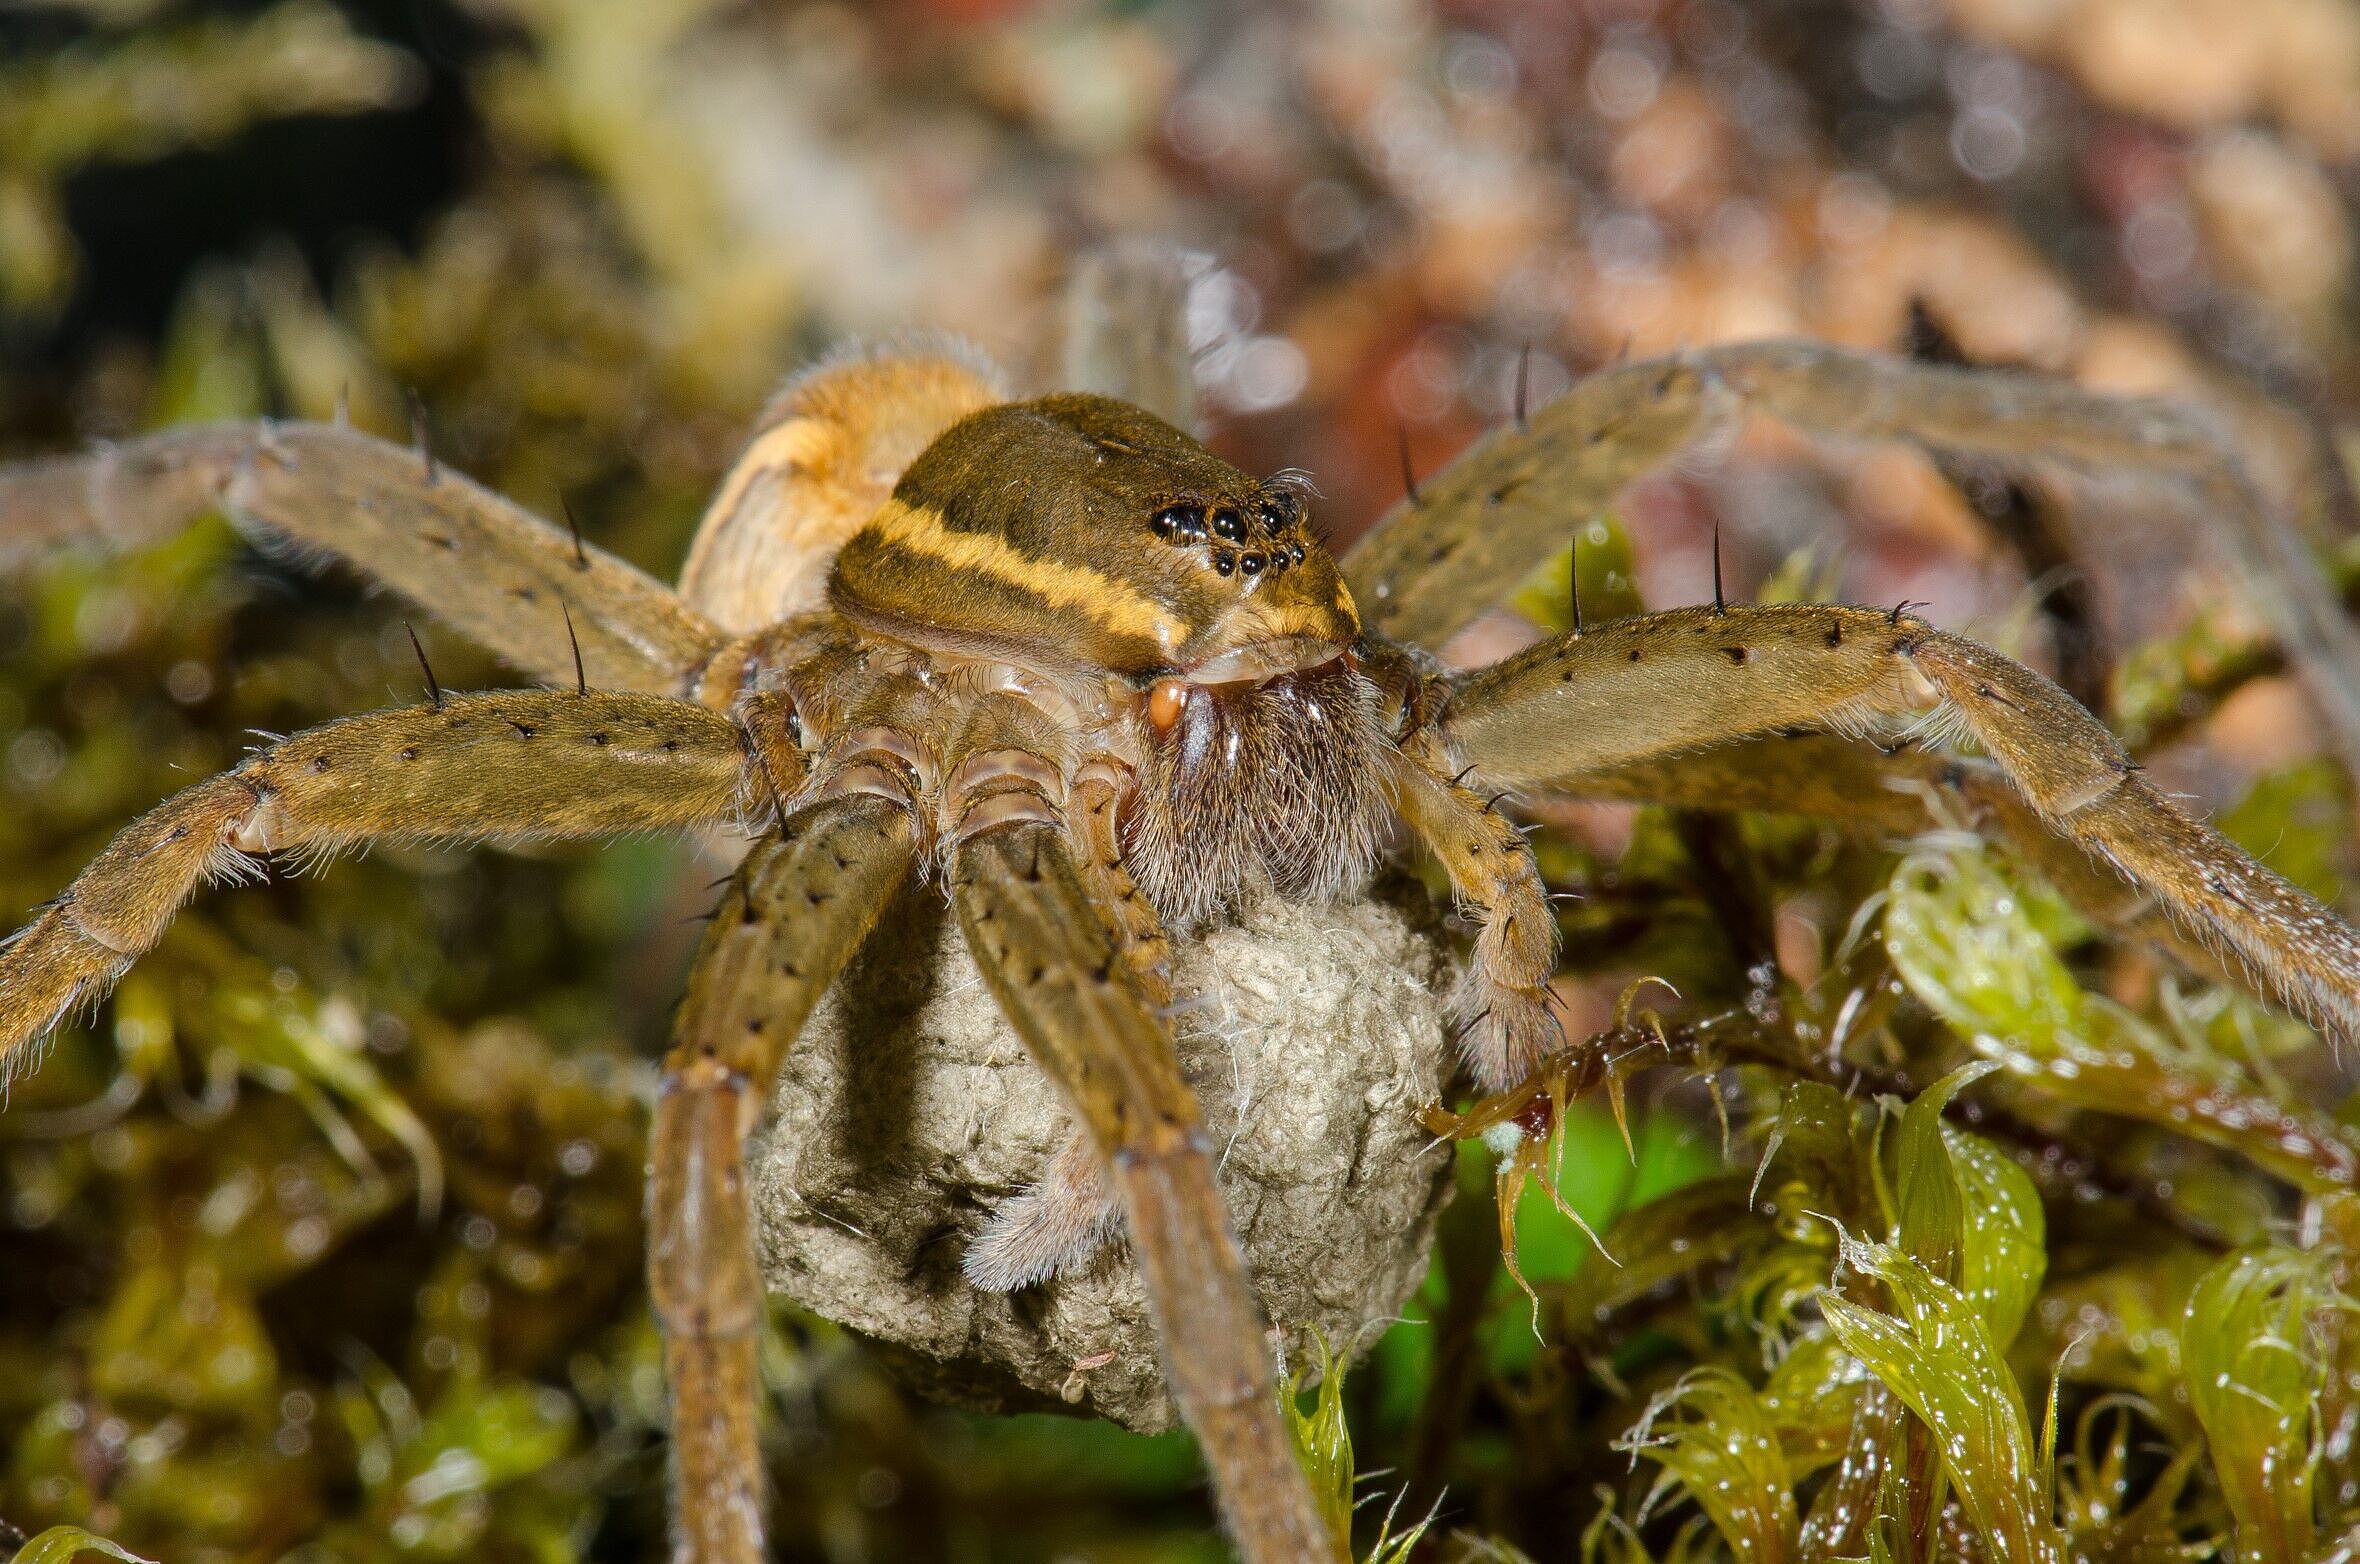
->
left=3, top=255, right=2357, bottom=1564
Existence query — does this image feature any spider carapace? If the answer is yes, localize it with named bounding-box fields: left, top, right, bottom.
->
left=7, top=313, right=2360, bottom=1564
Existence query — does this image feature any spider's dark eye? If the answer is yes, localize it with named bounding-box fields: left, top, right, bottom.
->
left=1256, top=498, right=1293, bottom=536
left=1211, top=508, right=1248, bottom=542
left=1288, top=541, right=1306, bottom=563
left=1212, top=551, right=1237, bottom=576
left=1152, top=503, right=1204, bottom=540
left=1238, top=551, right=1265, bottom=576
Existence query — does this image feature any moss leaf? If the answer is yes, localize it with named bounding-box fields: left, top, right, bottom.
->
left=2181, top=1247, right=2344, bottom=1564
left=10, top=1529, right=156, bottom=1564
left=1623, top=1367, right=1799, bottom=1564
left=1820, top=1235, right=2068, bottom=1564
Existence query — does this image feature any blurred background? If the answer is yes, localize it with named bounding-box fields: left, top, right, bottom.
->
left=5, top=1, right=2360, bottom=1561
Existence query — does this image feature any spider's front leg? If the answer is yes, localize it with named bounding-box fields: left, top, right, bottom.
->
left=648, top=793, right=918, bottom=1564
left=940, top=697, right=1336, bottom=1564
left=1345, top=341, right=2360, bottom=774
left=0, top=688, right=750, bottom=1078
left=1441, top=603, right=2360, bottom=1049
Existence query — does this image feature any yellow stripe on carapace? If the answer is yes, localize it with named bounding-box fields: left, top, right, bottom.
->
left=863, top=498, right=1190, bottom=650
left=697, top=416, right=841, bottom=537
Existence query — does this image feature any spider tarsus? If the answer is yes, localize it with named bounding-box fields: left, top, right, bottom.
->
left=404, top=621, right=445, bottom=711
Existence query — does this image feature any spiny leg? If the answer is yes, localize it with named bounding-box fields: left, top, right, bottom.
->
left=1559, top=733, right=2218, bottom=981
left=0, top=423, right=722, bottom=694
left=648, top=795, right=916, bottom=1564
left=1702, top=343, right=2360, bottom=769
left=1439, top=602, right=2360, bottom=1049
left=1385, top=745, right=1560, bottom=1092
left=965, top=760, right=1172, bottom=1292
left=1344, top=341, right=2360, bottom=775
left=940, top=701, right=1333, bottom=1562
left=951, top=825, right=1333, bottom=1562
left=0, top=689, right=748, bottom=1077
left=1343, top=356, right=1729, bottom=649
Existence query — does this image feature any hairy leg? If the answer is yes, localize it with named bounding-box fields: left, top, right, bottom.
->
left=1385, top=744, right=1560, bottom=1091
left=940, top=697, right=1333, bottom=1563
left=648, top=795, right=917, bottom=1564
left=1343, top=341, right=2360, bottom=775
left=0, top=424, right=721, bottom=694
left=965, top=760, right=1171, bottom=1291
left=1343, top=356, right=1727, bottom=649
left=0, top=689, right=748, bottom=1079
left=1439, top=603, right=2360, bottom=1049
left=1559, top=733, right=2217, bottom=980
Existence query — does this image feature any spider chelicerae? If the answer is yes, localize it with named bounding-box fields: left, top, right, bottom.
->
left=3, top=254, right=2358, bottom=1564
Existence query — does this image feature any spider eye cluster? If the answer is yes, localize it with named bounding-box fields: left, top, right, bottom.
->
left=1148, top=491, right=1310, bottom=582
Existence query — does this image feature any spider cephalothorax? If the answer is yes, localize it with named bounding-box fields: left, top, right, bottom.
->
left=827, top=391, right=1393, bottom=928
left=6, top=262, right=2360, bottom=1564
